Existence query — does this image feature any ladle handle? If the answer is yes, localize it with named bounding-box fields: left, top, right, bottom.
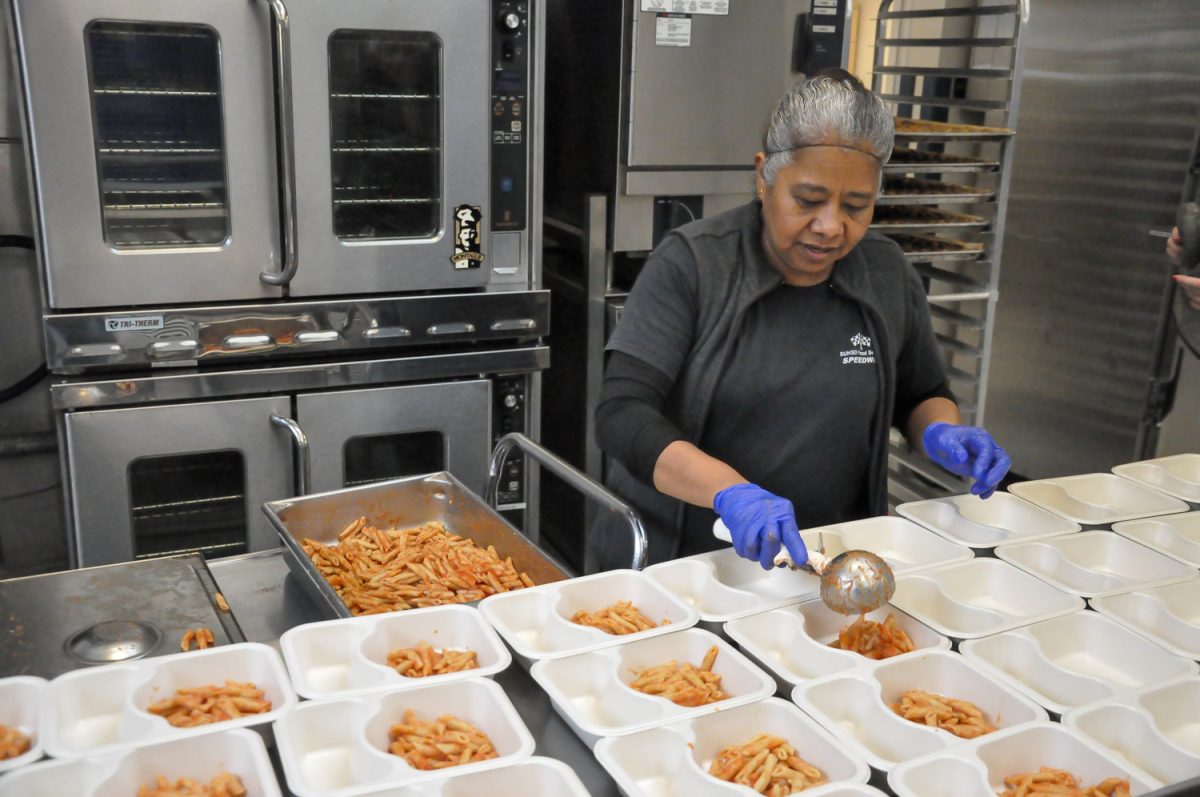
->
left=712, top=519, right=828, bottom=573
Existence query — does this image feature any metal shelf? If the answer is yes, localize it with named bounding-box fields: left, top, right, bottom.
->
left=93, top=87, right=218, bottom=97
left=875, top=0, right=1024, bottom=504
left=879, top=4, right=1020, bottom=20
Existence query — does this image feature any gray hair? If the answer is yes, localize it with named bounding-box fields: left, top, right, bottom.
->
left=761, top=70, right=894, bottom=187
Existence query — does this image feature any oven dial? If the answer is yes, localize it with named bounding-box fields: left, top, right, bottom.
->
left=499, top=11, right=521, bottom=31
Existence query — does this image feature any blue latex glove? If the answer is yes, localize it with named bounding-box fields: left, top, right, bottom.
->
left=923, top=422, right=1012, bottom=498
left=713, top=483, right=808, bottom=570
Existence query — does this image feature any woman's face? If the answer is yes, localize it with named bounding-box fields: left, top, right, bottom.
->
left=755, top=145, right=879, bottom=286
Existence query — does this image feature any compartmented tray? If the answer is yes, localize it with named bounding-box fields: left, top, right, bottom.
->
left=0, top=676, right=46, bottom=774
left=0, top=729, right=281, bottom=797
left=897, top=491, right=1081, bottom=549
left=801, top=516, right=973, bottom=575
left=790, top=649, right=1047, bottom=772
left=1091, top=579, right=1200, bottom=660
left=892, top=118, right=1015, bottom=140
left=263, top=472, right=569, bottom=619
left=994, top=530, right=1198, bottom=598
left=644, top=548, right=822, bottom=625
left=42, top=642, right=296, bottom=758
left=1064, top=676, right=1200, bottom=787
left=593, top=697, right=869, bottom=797
left=723, top=601, right=950, bottom=692
left=346, top=757, right=591, bottom=797
left=1113, top=512, right=1200, bottom=567
left=477, top=569, right=698, bottom=664
left=960, top=610, right=1198, bottom=715
left=882, top=231, right=985, bottom=261
left=529, top=627, right=775, bottom=748
left=886, top=722, right=1160, bottom=796
left=280, top=605, right=511, bottom=700
left=877, top=176, right=994, bottom=205
left=871, top=205, right=988, bottom=230
left=1113, top=454, right=1200, bottom=502
left=889, top=558, right=1085, bottom=640
left=1008, top=473, right=1189, bottom=526
left=272, top=677, right=534, bottom=797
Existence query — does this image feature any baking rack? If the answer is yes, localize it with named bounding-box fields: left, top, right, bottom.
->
left=870, top=0, right=1027, bottom=505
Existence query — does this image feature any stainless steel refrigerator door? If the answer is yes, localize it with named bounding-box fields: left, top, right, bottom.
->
left=10, top=0, right=281, bottom=309
left=297, top=380, right=492, bottom=496
left=286, top=0, right=492, bottom=296
left=626, top=0, right=808, bottom=168
left=63, top=396, right=293, bottom=566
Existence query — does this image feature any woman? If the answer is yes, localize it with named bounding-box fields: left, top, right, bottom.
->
left=595, top=69, right=1010, bottom=571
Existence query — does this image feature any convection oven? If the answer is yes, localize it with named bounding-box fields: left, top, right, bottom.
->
left=7, top=0, right=547, bottom=566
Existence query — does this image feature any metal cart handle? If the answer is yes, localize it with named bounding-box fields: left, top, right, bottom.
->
left=270, top=414, right=310, bottom=496
left=485, top=432, right=648, bottom=571
left=259, top=0, right=299, bottom=287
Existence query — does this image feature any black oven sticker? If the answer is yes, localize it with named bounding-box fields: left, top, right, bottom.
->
left=452, top=204, right=485, bottom=269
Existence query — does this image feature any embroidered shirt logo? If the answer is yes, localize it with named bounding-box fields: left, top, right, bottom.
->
left=840, top=332, right=876, bottom=366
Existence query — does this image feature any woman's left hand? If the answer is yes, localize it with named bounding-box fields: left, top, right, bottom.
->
left=923, top=423, right=1011, bottom=498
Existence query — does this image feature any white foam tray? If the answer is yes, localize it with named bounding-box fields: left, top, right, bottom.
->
left=343, top=756, right=590, bottom=797
left=889, top=558, right=1084, bottom=640
left=0, top=728, right=281, bottom=797
left=477, top=568, right=698, bottom=663
left=995, top=530, right=1198, bottom=598
left=1113, top=511, right=1200, bottom=568
left=280, top=605, right=511, bottom=700
left=1114, top=454, right=1200, bottom=502
left=42, top=642, right=296, bottom=758
left=799, top=516, right=973, bottom=574
left=644, top=549, right=822, bottom=625
left=791, top=649, right=1047, bottom=772
left=644, top=518, right=970, bottom=626
left=1066, top=675, right=1200, bottom=787
left=272, top=677, right=534, bottom=797
left=1092, top=579, right=1200, bottom=660
left=529, top=627, right=775, bottom=748
left=960, top=610, right=1198, bottom=715
left=0, top=676, right=46, bottom=774
left=1009, top=473, right=1188, bottom=526
left=723, top=600, right=950, bottom=691
left=792, top=786, right=889, bottom=796
left=593, top=697, right=869, bottom=796
left=897, top=491, right=1081, bottom=549
left=887, top=722, right=1161, bottom=796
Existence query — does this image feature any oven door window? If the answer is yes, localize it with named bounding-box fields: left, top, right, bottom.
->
left=343, top=431, right=446, bottom=487
left=85, top=21, right=231, bottom=250
left=328, top=29, right=441, bottom=241
left=128, top=451, right=248, bottom=559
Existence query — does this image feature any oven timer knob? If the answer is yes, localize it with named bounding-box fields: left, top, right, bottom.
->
left=503, top=393, right=520, bottom=409
left=499, top=11, right=521, bottom=31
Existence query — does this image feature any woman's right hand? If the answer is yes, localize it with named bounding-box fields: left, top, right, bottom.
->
left=713, top=483, right=808, bottom=570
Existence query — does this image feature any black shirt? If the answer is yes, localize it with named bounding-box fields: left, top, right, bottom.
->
left=686, top=279, right=877, bottom=549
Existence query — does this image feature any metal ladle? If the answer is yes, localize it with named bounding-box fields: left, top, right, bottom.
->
left=713, top=520, right=896, bottom=615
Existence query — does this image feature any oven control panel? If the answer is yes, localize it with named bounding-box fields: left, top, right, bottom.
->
left=491, top=0, right=529, bottom=232
left=493, top=374, right=527, bottom=508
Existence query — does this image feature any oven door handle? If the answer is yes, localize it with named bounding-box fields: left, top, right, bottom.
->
left=270, top=414, right=311, bottom=496
left=260, top=0, right=299, bottom=287
left=486, top=432, right=648, bottom=571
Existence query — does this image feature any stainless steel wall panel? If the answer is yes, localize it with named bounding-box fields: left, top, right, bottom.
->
left=986, top=0, right=1200, bottom=478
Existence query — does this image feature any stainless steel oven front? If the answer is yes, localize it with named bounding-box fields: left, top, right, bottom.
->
left=10, top=0, right=541, bottom=364
left=56, top=348, right=543, bottom=566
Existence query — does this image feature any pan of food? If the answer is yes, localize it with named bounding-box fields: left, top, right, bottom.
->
left=263, top=470, right=571, bottom=620
left=892, top=118, right=1014, bottom=140
left=884, top=148, right=1000, bottom=174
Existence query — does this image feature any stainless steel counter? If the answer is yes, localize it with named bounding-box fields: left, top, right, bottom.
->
left=208, top=548, right=621, bottom=797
